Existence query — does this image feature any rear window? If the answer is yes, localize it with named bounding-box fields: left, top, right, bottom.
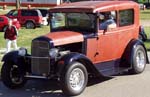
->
left=38, top=9, right=48, bottom=17
left=119, top=9, right=134, bottom=27
left=21, top=10, right=38, bottom=16
left=0, top=17, right=4, bottom=22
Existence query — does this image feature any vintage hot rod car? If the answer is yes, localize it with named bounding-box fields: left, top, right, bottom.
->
left=1, top=1, right=149, bottom=96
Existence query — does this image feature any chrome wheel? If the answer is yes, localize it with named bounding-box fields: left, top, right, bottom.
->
left=136, top=49, right=145, bottom=70
left=130, top=45, right=146, bottom=74
left=61, top=61, right=88, bottom=96
left=69, top=68, right=85, bottom=91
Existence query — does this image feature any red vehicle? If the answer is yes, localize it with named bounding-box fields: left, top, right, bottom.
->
left=5, top=9, right=43, bottom=29
left=0, top=16, right=20, bottom=32
left=1, top=1, right=149, bottom=96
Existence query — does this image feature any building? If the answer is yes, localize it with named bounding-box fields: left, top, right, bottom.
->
left=0, top=0, right=64, bottom=7
left=0, top=0, right=141, bottom=7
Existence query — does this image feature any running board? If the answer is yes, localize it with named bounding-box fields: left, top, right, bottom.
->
left=25, top=75, right=47, bottom=79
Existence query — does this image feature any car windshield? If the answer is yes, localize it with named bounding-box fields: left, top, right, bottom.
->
left=6, top=10, right=18, bottom=16
left=50, top=13, right=95, bottom=32
left=7, top=10, right=15, bottom=16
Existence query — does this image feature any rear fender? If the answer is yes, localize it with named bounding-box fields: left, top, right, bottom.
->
left=56, top=52, right=101, bottom=77
left=121, top=39, right=149, bottom=68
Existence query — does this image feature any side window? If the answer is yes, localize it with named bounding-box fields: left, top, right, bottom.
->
left=99, top=11, right=117, bottom=30
left=30, top=11, right=38, bottom=16
left=119, top=9, right=134, bottom=27
left=21, top=10, right=37, bottom=16
left=21, top=10, right=28, bottom=16
left=0, top=17, right=4, bottom=22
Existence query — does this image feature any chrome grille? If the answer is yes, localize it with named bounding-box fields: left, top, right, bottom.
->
left=31, top=40, right=50, bottom=75
left=32, top=40, right=49, bottom=57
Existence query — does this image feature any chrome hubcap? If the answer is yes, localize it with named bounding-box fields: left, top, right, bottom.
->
left=136, top=50, right=145, bottom=69
left=69, top=68, right=85, bottom=91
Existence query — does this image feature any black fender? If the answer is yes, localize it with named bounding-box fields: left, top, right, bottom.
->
left=56, top=52, right=101, bottom=77
left=2, top=51, right=20, bottom=64
left=121, top=39, right=149, bottom=68
left=1, top=51, right=31, bottom=73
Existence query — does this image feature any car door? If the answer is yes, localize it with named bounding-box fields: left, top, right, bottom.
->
left=96, top=9, right=136, bottom=63
left=95, top=11, right=119, bottom=63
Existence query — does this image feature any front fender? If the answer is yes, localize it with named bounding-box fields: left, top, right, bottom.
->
left=2, top=51, right=31, bottom=73
left=56, top=52, right=101, bottom=77
left=2, top=51, right=19, bottom=64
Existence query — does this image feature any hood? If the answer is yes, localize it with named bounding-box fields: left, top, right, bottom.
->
left=44, top=31, right=84, bottom=46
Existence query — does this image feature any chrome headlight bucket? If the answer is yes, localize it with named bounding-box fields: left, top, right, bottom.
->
left=49, top=48, right=59, bottom=58
left=18, top=47, right=27, bottom=56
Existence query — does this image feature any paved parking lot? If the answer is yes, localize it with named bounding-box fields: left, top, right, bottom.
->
left=0, top=52, right=149, bottom=97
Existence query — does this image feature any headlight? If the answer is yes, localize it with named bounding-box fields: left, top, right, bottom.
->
left=49, top=48, right=59, bottom=58
left=18, top=47, right=27, bottom=56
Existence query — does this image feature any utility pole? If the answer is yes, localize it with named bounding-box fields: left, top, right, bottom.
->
left=16, top=0, right=21, bottom=9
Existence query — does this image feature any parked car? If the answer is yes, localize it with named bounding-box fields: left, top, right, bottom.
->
left=144, top=3, right=150, bottom=9
left=5, top=9, right=43, bottom=29
left=0, top=16, right=20, bottom=32
left=1, top=1, right=149, bottom=96
left=38, top=9, right=49, bottom=26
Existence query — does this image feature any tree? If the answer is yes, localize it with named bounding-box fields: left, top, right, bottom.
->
left=16, top=0, right=21, bottom=9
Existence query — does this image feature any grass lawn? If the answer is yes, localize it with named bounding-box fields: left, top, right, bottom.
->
left=140, top=10, right=150, bottom=20
left=144, top=27, right=150, bottom=50
left=0, top=26, right=49, bottom=69
left=140, top=9, right=150, bottom=50
left=0, top=26, right=49, bottom=52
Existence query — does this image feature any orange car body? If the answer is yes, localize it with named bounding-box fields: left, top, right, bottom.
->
left=48, top=1, right=140, bottom=64
left=1, top=1, right=149, bottom=96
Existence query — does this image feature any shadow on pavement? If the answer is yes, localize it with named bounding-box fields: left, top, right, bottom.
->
left=0, top=79, right=67, bottom=97
left=0, top=77, right=113, bottom=97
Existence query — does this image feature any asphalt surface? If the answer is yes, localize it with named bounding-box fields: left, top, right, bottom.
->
left=0, top=52, right=149, bottom=97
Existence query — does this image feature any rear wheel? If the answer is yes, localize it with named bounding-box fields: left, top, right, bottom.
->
left=60, top=61, right=88, bottom=96
left=130, top=45, right=146, bottom=74
left=25, top=21, right=35, bottom=29
left=1, top=62, right=27, bottom=89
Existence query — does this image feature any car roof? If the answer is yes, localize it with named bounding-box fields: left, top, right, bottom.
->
left=49, top=1, right=139, bottom=13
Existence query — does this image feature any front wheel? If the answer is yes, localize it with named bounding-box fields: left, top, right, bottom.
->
left=130, top=45, right=146, bottom=74
left=60, top=61, right=88, bottom=96
left=1, top=62, right=27, bottom=89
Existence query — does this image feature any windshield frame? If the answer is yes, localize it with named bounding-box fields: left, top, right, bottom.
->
left=49, top=12, right=97, bottom=33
